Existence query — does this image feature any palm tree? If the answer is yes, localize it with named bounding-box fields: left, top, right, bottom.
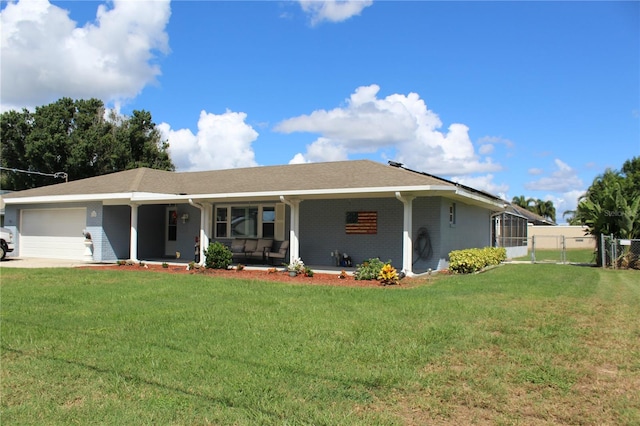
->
left=538, top=200, right=556, bottom=223
left=562, top=210, right=581, bottom=225
left=511, top=195, right=532, bottom=209
left=529, top=198, right=556, bottom=223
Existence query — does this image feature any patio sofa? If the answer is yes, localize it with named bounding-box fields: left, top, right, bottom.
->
left=228, top=239, right=289, bottom=265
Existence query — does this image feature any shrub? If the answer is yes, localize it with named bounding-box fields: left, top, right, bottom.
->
left=304, top=266, right=314, bottom=277
left=354, top=258, right=387, bottom=280
left=162, top=262, right=169, bottom=269
left=204, top=242, right=233, bottom=269
left=449, top=247, right=506, bottom=274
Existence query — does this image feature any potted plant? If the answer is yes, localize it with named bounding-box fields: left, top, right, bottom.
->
left=286, top=258, right=305, bottom=277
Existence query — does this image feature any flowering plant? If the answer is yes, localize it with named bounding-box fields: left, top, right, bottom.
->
left=378, top=263, right=399, bottom=286
left=286, top=258, right=305, bottom=273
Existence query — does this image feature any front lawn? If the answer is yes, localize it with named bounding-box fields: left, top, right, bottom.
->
left=1, top=265, right=638, bottom=425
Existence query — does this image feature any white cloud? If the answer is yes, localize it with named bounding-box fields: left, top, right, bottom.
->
left=451, top=174, right=509, bottom=197
left=477, top=135, right=514, bottom=148
left=479, top=144, right=494, bottom=155
left=543, top=190, right=585, bottom=222
left=0, top=0, right=170, bottom=110
left=528, top=167, right=544, bottom=175
left=275, top=84, right=502, bottom=176
left=524, top=159, right=584, bottom=192
left=298, top=0, right=373, bottom=25
left=159, top=110, right=259, bottom=172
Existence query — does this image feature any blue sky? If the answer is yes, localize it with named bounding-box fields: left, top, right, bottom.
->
left=1, top=1, right=638, bottom=219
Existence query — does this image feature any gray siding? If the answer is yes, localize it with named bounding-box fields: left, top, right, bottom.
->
left=412, top=197, right=442, bottom=272
left=439, top=199, right=492, bottom=267
left=175, top=204, right=202, bottom=261
left=299, top=198, right=403, bottom=267
left=102, top=205, right=131, bottom=261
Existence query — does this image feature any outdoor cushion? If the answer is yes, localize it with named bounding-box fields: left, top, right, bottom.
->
left=243, top=239, right=258, bottom=252
left=255, top=239, right=273, bottom=252
left=230, top=240, right=245, bottom=253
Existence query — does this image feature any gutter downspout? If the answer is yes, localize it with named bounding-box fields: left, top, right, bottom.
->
left=395, top=192, right=415, bottom=276
left=189, top=198, right=209, bottom=265
left=280, top=195, right=301, bottom=264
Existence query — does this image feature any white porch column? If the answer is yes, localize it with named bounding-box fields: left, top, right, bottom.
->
left=395, top=192, right=415, bottom=276
left=130, top=203, right=139, bottom=261
left=201, top=203, right=212, bottom=260
left=280, top=196, right=301, bottom=264
left=189, top=199, right=210, bottom=265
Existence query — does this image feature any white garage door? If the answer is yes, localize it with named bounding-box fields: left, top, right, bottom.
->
left=21, top=208, right=87, bottom=260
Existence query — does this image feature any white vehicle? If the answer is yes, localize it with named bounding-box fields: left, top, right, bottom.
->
left=0, top=227, right=15, bottom=260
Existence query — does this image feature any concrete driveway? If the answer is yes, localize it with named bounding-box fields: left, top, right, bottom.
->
left=0, top=257, right=98, bottom=269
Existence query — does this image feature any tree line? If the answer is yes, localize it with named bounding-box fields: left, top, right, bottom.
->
left=1, top=98, right=174, bottom=191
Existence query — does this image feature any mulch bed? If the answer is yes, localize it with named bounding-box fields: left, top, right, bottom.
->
left=83, top=263, right=429, bottom=288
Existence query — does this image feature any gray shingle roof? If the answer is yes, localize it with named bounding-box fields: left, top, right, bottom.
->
left=4, top=160, right=451, bottom=198
left=3, top=160, right=504, bottom=208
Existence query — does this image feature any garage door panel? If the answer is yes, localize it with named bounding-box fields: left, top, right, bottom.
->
left=21, top=236, right=86, bottom=259
left=21, top=209, right=87, bottom=260
left=22, top=209, right=86, bottom=237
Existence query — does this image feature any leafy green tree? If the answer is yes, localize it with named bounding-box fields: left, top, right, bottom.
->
left=574, top=158, right=640, bottom=265
left=562, top=210, right=581, bottom=225
left=1, top=98, right=174, bottom=190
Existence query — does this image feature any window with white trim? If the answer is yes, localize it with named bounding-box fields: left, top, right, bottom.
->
left=214, top=204, right=283, bottom=239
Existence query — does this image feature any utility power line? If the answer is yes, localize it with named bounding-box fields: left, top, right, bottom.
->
left=0, top=166, right=68, bottom=182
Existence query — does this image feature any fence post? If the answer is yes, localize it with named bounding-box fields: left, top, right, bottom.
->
left=531, top=235, right=536, bottom=263
left=610, top=234, right=616, bottom=269
left=561, top=235, right=566, bottom=263
left=600, top=234, right=606, bottom=268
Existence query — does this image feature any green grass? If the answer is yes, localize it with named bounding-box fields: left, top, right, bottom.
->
left=1, top=265, right=639, bottom=425
left=514, top=248, right=596, bottom=264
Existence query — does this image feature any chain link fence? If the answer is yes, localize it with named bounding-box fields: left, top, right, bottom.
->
left=601, top=235, right=640, bottom=269
left=527, top=235, right=597, bottom=264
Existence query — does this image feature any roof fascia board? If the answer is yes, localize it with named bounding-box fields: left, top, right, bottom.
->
left=147, top=185, right=458, bottom=202
left=3, top=193, right=134, bottom=205
left=454, top=188, right=506, bottom=209
left=4, top=185, right=503, bottom=208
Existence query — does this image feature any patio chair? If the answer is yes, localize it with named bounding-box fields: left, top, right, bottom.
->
left=266, top=240, right=289, bottom=265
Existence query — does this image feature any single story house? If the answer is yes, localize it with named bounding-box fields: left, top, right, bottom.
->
left=3, top=160, right=507, bottom=275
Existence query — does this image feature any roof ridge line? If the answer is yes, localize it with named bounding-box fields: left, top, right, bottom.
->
left=129, top=168, right=147, bottom=192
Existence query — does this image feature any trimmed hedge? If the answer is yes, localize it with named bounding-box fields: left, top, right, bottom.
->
left=448, top=247, right=507, bottom=274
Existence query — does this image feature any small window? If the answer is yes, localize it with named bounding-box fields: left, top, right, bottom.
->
left=449, top=203, right=456, bottom=225
left=216, top=207, right=228, bottom=238
left=262, top=207, right=275, bottom=239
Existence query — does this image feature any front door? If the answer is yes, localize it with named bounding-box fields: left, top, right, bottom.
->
left=165, top=207, right=178, bottom=256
